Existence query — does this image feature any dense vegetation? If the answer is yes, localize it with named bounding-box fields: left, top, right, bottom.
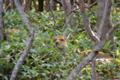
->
left=0, top=7, right=120, bottom=80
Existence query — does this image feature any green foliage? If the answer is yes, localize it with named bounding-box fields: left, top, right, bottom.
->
left=0, top=8, right=120, bottom=80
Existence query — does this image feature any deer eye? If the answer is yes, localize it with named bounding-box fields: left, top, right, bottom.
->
left=60, top=38, right=65, bottom=41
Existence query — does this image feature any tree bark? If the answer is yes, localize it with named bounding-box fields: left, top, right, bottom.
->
left=45, top=0, right=50, bottom=11
left=38, top=0, right=44, bottom=11
left=96, top=0, right=115, bottom=51
left=45, top=0, right=57, bottom=11
left=22, top=0, right=32, bottom=11
left=9, top=0, right=14, bottom=9
left=5, top=0, right=15, bottom=10
left=0, top=0, right=4, bottom=40
left=97, top=0, right=112, bottom=40
left=49, top=0, right=56, bottom=10
left=61, top=0, right=73, bottom=27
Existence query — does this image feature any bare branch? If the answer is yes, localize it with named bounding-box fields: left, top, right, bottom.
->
left=78, top=0, right=99, bottom=43
left=10, top=0, right=34, bottom=80
left=89, top=1, right=97, bottom=9
left=107, top=21, right=120, bottom=37
left=106, top=27, right=117, bottom=40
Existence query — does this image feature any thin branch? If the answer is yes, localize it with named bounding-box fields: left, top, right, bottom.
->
left=109, top=21, right=120, bottom=35
left=89, top=1, right=97, bottom=9
left=10, top=0, right=34, bottom=80
left=78, top=0, right=99, bottom=43
left=108, top=21, right=120, bottom=39
left=101, top=22, right=119, bottom=43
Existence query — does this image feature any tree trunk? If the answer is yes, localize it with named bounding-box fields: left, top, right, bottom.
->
left=49, top=0, right=56, bottom=10
left=0, top=0, right=4, bottom=40
left=97, top=0, right=112, bottom=39
left=9, top=0, right=14, bottom=9
left=61, top=0, right=73, bottom=27
left=33, top=0, right=38, bottom=12
left=96, top=0, right=115, bottom=50
left=61, top=0, right=72, bottom=16
left=22, top=0, right=32, bottom=11
left=45, top=0, right=50, bottom=11
left=5, top=0, right=15, bottom=10
left=38, top=0, right=44, bottom=11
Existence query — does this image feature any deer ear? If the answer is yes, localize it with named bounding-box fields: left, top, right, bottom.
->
left=66, top=33, right=71, bottom=40
left=62, top=34, right=70, bottom=40
left=61, top=34, right=66, bottom=40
